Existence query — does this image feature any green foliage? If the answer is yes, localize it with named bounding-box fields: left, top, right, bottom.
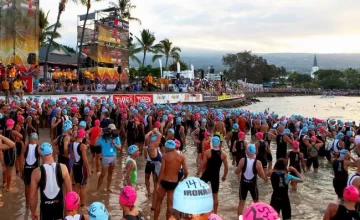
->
left=62, top=45, right=76, bottom=53
left=134, top=29, right=160, bottom=71
left=132, top=65, right=162, bottom=78
left=152, top=38, right=181, bottom=70
left=110, top=0, right=141, bottom=24
left=168, top=60, right=189, bottom=72
left=287, top=72, right=313, bottom=85
left=313, top=69, right=346, bottom=89
left=222, top=51, right=287, bottom=83
left=39, top=9, right=62, bottom=49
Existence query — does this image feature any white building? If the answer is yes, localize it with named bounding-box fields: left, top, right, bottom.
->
left=311, top=55, right=319, bottom=78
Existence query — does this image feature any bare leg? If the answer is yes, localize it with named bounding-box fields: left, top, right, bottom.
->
left=96, top=167, right=108, bottom=193
left=5, top=166, right=13, bottom=191
left=166, top=190, right=175, bottom=219
left=145, top=173, right=151, bottom=197
left=238, top=200, right=246, bottom=216
left=106, top=164, right=114, bottom=192
left=151, top=174, right=157, bottom=210
left=80, top=185, right=86, bottom=206
left=96, top=154, right=101, bottom=173
left=154, top=185, right=166, bottom=220
left=213, top=193, right=219, bottom=214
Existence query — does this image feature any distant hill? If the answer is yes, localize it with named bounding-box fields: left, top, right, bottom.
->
left=130, top=51, right=360, bottom=74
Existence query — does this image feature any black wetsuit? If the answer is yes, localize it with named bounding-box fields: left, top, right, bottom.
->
left=256, top=141, right=268, bottom=168
left=239, top=158, right=258, bottom=201
left=276, top=134, right=287, bottom=160
left=174, top=124, right=183, bottom=151
left=127, top=120, right=136, bottom=147
left=2, top=129, right=15, bottom=167
left=344, top=135, right=352, bottom=151
left=72, top=142, right=88, bottom=185
left=235, top=140, right=246, bottom=166
left=299, top=134, right=309, bottom=159
left=332, top=159, right=348, bottom=199
left=123, top=211, right=145, bottom=220
left=288, top=151, right=302, bottom=175
left=201, top=149, right=223, bottom=194
left=270, top=172, right=291, bottom=220
left=57, top=134, right=70, bottom=172
left=23, top=144, right=39, bottom=185
left=230, top=131, right=238, bottom=156
left=39, top=163, right=64, bottom=220
left=330, top=204, right=360, bottom=220
left=136, top=123, right=145, bottom=144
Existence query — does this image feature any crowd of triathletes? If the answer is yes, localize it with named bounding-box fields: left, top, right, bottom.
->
left=0, top=96, right=360, bottom=219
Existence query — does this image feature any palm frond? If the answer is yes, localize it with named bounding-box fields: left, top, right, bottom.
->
left=152, top=54, right=163, bottom=63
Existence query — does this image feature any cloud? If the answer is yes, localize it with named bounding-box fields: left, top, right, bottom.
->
left=40, top=0, right=360, bottom=53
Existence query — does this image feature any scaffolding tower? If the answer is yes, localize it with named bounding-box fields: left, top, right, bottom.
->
left=77, top=7, right=129, bottom=84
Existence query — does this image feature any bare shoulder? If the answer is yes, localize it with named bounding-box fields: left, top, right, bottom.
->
left=59, top=163, right=69, bottom=175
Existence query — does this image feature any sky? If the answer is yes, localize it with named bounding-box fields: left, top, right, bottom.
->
left=40, top=0, right=360, bottom=54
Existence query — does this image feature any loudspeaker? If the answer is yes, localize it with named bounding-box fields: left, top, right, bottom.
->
left=27, top=53, right=36, bottom=64
left=117, top=66, right=122, bottom=74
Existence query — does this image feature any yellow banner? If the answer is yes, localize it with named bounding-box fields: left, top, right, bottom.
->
left=83, top=44, right=128, bottom=66
left=218, top=94, right=231, bottom=101
left=0, top=0, right=39, bottom=75
left=88, top=66, right=128, bottom=84
left=97, top=23, right=128, bottom=45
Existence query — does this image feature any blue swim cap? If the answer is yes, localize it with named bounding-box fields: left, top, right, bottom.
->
left=62, top=109, right=67, bottom=115
left=173, top=177, right=213, bottom=215
left=0, top=113, right=3, bottom=120
left=30, top=132, right=38, bottom=140
left=212, top=136, right=220, bottom=147
left=233, top=123, right=239, bottom=130
left=88, top=202, right=109, bottom=220
left=337, top=133, right=345, bottom=139
left=347, top=131, right=353, bottom=137
left=284, top=129, right=291, bottom=134
left=165, top=140, right=176, bottom=149
left=201, top=118, right=207, bottom=124
left=79, top=121, right=86, bottom=128
left=302, top=127, right=308, bottom=133
left=168, top=128, right=175, bottom=134
left=40, top=142, right=53, bottom=156
left=176, top=117, right=182, bottom=123
left=317, top=123, right=322, bottom=128
left=330, top=125, right=335, bottom=130
left=63, top=120, right=73, bottom=132
left=248, top=144, right=256, bottom=155
left=280, top=121, right=286, bottom=126
left=340, top=149, right=347, bottom=157
left=84, top=107, right=90, bottom=113
left=181, top=112, right=186, bottom=116
left=128, top=145, right=139, bottom=155
left=151, top=134, right=158, bottom=142
left=162, top=115, right=168, bottom=121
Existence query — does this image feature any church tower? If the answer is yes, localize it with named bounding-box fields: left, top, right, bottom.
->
left=311, top=54, right=319, bottom=78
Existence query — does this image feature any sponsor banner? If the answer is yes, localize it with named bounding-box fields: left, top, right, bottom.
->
left=97, top=23, right=128, bottom=45
left=134, top=94, right=153, bottom=104
left=167, top=93, right=183, bottom=103
left=112, top=94, right=134, bottom=104
left=20, top=76, right=33, bottom=93
left=218, top=94, right=231, bottom=101
left=153, top=94, right=168, bottom=104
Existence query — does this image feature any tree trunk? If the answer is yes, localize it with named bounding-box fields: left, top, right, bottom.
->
left=43, top=2, right=63, bottom=79
left=165, top=56, right=169, bottom=70
left=142, top=50, right=146, bottom=74
left=77, top=1, right=91, bottom=77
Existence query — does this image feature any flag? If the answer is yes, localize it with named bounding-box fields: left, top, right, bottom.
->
left=177, top=62, right=180, bottom=73
left=159, top=59, right=163, bottom=78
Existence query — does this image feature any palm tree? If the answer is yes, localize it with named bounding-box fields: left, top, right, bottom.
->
left=109, top=0, right=141, bottom=23
left=39, top=9, right=62, bottom=49
left=44, top=0, right=76, bottom=77
left=134, top=29, right=159, bottom=70
left=77, top=0, right=101, bottom=75
left=128, top=35, right=141, bottom=66
left=152, top=39, right=181, bottom=70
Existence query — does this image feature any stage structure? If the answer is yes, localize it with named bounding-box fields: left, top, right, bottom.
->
left=0, top=0, right=39, bottom=75
left=77, top=7, right=129, bottom=84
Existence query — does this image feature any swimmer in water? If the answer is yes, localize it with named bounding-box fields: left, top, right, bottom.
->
left=286, top=141, right=306, bottom=191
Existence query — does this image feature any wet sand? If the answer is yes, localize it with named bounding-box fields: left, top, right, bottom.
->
left=0, top=126, right=348, bottom=220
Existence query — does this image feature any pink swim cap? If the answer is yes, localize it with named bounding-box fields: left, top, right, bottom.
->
left=242, top=202, right=279, bottom=220
left=208, top=213, right=222, bottom=220
left=238, top=132, right=245, bottom=139
left=311, top=136, right=317, bottom=142
left=292, top=141, right=299, bottom=149
left=175, top=139, right=181, bottom=148
left=92, top=119, right=99, bottom=126
left=78, top=129, right=86, bottom=138
left=122, top=113, right=127, bottom=119
left=155, top=121, right=161, bottom=128
left=168, top=115, right=173, bottom=121
left=344, top=185, right=359, bottom=202
left=6, top=119, right=15, bottom=127
left=65, top=191, right=80, bottom=210
left=255, top=132, right=263, bottom=140
left=119, top=186, right=137, bottom=206
left=17, top=115, right=24, bottom=121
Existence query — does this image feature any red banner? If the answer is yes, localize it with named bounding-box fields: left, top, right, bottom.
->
left=113, top=94, right=134, bottom=103
left=134, top=94, right=153, bottom=104
left=20, top=76, right=33, bottom=93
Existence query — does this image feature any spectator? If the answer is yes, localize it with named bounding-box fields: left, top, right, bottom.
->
left=12, top=75, right=24, bottom=99
left=2, top=79, right=10, bottom=102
